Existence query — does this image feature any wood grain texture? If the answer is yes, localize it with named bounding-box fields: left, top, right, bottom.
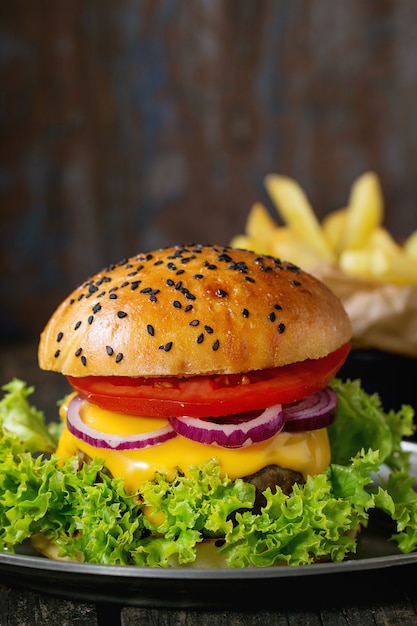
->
left=1, top=0, right=417, bottom=339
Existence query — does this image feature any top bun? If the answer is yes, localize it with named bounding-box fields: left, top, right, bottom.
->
left=38, top=244, right=352, bottom=377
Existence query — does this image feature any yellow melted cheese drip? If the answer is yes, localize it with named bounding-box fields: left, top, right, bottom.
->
left=57, top=394, right=331, bottom=493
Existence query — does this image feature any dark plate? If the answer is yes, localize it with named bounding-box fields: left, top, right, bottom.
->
left=0, top=443, right=416, bottom=609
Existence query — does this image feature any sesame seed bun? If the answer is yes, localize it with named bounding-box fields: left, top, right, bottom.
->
left=38, top=244, right=352, bottom=377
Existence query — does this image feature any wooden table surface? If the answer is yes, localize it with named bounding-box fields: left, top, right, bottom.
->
left=1, top=342, right=417, bottom=625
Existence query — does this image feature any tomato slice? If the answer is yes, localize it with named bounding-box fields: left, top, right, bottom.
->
left=68, top=343, right=350, bottom=418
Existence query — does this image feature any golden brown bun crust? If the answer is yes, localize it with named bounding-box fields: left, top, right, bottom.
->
left=38, top=244, right=352, bottom=377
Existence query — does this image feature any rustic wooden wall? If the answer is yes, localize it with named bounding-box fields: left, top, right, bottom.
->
left=2, top=0, right=417, bottom=341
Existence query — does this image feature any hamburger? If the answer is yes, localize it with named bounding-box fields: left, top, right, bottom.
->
left=21, top=242, right=413, bottom=567
left=38, top=243, right=351, bottom=494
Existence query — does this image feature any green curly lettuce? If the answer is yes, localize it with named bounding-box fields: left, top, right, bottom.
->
left=0, top=377, right=416, bottom=567
left=328, top=378, right=415, bottom=470
left=0, top=379, right=61, bottom=453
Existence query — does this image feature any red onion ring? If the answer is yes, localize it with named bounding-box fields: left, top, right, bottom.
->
left=282, top=388, right=337, bottom=432
left=66, top=388, right=336, bottom=452
left=66, top=395, right=176, bottom=450
left=169, top=404, right=284, bottom=448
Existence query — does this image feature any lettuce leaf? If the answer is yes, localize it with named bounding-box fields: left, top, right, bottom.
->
left=328, top=378, right=415, bottom=470
left=0, top=379, right=61, bottom=453
left=0, top=377, right=416, bottom=567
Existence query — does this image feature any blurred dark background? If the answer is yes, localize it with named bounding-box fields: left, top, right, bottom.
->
left=1, top=0, right=417, bottom=416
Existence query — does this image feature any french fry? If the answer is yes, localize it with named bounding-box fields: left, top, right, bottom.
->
left=229, top=234, right=256, bottom=252
left=231, top=171, right=417, bottom=286
left=371, top=249, right=417, bottom=285
left=264, top=174, right=335, bottom=263
left=404, top=229, right=417, bottom=260
left=230, top=203, right=278, bottom=254
left=339, top=249, right=374, bottom=280
left=367, top=226, right=401, bottom=254
left=269, top=227, right=326, bottom=268
left=340, top=247, right=417, bottom=285
left=321, top=208, right=348, bottom=254
left=246, top=202, right=277, bottom=251
left=340, top=171, right=384, bottom=251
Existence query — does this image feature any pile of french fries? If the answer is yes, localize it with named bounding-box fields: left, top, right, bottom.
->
left=230, top=172, right=417, bottom=285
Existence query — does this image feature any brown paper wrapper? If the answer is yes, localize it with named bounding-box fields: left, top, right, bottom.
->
left=311, top=264, right=417, bottom=359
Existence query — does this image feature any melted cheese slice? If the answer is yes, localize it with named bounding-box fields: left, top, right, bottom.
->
left=57, top=394, right=331, bottom=493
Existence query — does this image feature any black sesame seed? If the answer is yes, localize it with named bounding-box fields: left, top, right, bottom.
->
left=74, top=321, right=82, bottom=330
left=204, top=325, right=213, bottom=334
left=291, top=280, right=302, bottom=286
left=57, top=332, right=63, bottom=342
left=173, top=300, right=182, bottom=309
left=88, top=315, right=94, bottom=324
left=278, top=323, right=286, bottom=333
left=189, top=319, right=200, bottom=327
left=193, top=274, right=204, bottom=279
left=75, top=348, right=82, bottom=357
left=81, top=355, right=87, bottom=366
left=140, top=287, right=152, bottom=294
left=106, top=345, right=114, bottom=356
left=274, top=304, right=282, bottom=310
left=229, top=261, right=248, bottom=273
left=131, top=281, right=141, bottom=290
left=117, top=311, right=127, bottom=318
left=197, top=333, right=204, bottom=344
left=54, top=349, right=60, bottom=358
left=212, top=339, right=220, bottom=351
left=159, top=342, right=173, bottom=352
left=147, top=324, right=155, bottom=336
left=121, top=281, right=129, bottom=288
left=176, top=269, right=185, bottom=275
left=109, top=293, right=118, bottom=299
left=184, top=304, right=193, bottom=312
left=175, top=281, right=182, bottom=290
left=115, top=353, right=123, bottom=363
left=216, top=288, right=227, bottom=298
left=93, top=303, right=102, bottom=314
left=268, top=312, right=276, bottom=322
left=242, top=308, right=249, bottom=318
left=166, top=279, right=175, bottom=286
left=244, top=276, right=255, bottom=283
left=149, top=294, right=157, bottom=302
